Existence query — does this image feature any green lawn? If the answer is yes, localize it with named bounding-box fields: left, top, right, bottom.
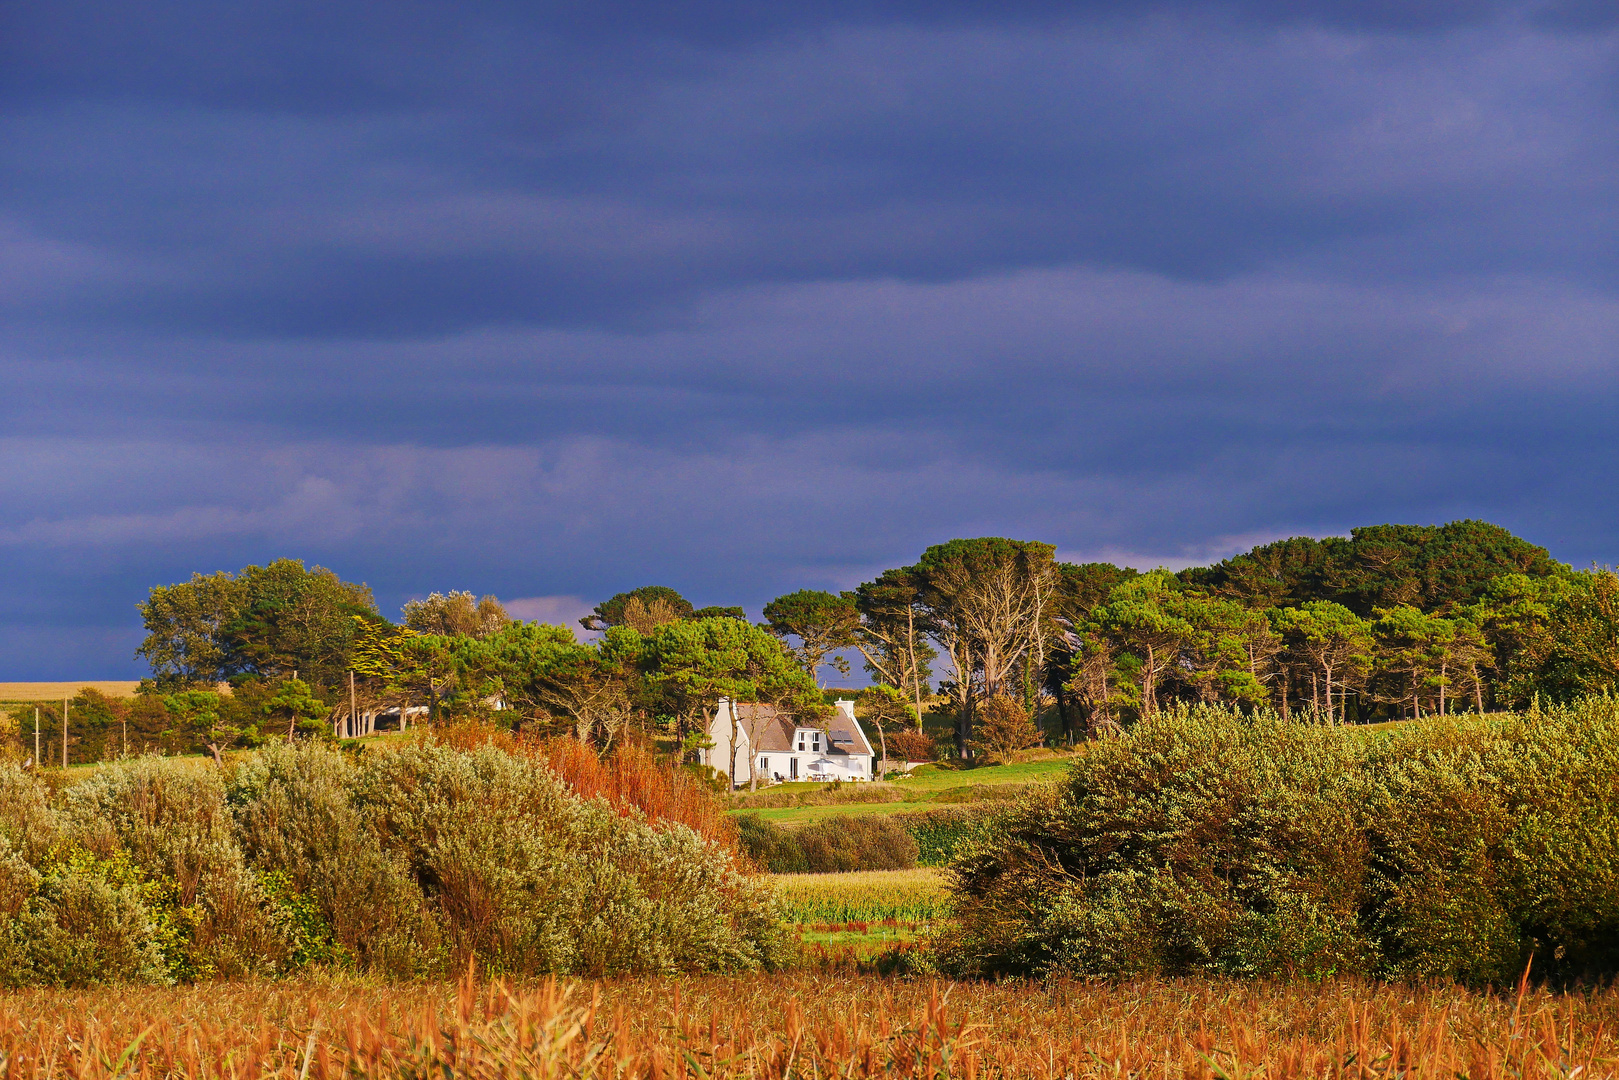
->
left=731, top=755, right=1074, bottom=825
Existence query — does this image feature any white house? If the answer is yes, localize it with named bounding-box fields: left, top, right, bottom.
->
left=701, top=698, right=876, bottom=787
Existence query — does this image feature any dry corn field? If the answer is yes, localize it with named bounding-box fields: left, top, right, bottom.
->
left=0, top=972, right=1616, bottom=1078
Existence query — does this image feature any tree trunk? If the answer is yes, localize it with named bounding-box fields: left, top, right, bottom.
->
left=1141, top=645, right=1156, bottom=717
left=907, top=603, right=925, bottom=730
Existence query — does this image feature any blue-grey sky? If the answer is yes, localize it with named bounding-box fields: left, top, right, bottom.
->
left=3, top=0, right=1617, bottom=678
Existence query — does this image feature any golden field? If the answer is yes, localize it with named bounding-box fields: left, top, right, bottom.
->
left=0, top=972, right=1615, bottom=1078
left=0, top=681, right=141, bottom=702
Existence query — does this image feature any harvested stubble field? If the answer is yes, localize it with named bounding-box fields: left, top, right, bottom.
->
left=2, top=973, right=1617, bottom=1078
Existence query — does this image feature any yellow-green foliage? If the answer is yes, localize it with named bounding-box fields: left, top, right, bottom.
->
left=0, top=741, right=787, bottom=986
left=773, top=869, right=950, bottom=924
left=947, top=699, right=1619, bottom=983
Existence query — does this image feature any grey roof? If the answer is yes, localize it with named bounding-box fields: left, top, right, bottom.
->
left=726, top=702, right=872, bottom=758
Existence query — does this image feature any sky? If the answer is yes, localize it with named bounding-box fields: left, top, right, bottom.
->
left=3, top=0, right=1618, bottom=678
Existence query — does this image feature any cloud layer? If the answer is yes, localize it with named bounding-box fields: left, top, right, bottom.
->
left=2, top=1, right=1617, bottom=676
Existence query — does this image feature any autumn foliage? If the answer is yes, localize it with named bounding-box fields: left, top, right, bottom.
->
left=427, top=725, right=738, bottom=852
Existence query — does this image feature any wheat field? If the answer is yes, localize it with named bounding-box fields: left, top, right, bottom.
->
left=0, top=681, right=142, bottom=702
left=1, top=972, right=1615, bottom=1078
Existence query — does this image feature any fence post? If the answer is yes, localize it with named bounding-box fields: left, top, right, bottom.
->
left=62, top=696, right=68, bottom=769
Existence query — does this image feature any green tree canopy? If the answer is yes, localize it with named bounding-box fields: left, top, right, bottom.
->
left=137, top=560, right=376, bottom=690
left=638, top=616, right=822, bottom=762
left=761, top=589, right=860, bottom=685
left=580, top=586, right=694, bottom=632
left=1184, top=521, right=1565, bottom=616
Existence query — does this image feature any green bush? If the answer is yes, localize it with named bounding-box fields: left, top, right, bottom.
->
left=0, top=742, right=787, bottom=985
left=738, top=813, right=921, bottom=873
left=944, top=700, right=1619, bottom=984
left=736, top=813, right=809, bottom=873
left=797, top=815, right=917, bottom=873
left=897, top=807, right=998, bottom=867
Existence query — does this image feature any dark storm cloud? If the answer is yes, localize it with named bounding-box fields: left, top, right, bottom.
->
left=2, top=0, right=1617, bottom=676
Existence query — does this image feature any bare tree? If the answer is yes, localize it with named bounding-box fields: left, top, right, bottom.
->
left=913, top=539, right=1059, bottom=758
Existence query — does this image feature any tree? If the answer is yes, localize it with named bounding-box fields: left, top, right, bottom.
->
left=912, top=538, right=1059, bottom=758
left=1274, top=601, right=1374, bottom=721
left=350, top=618, right=459, bottom=725
left=476, top=622, right=641, bottom=746
left=1369, top=606, right=1455, bottom=719
left=1185, top=521, right=1566, bottom=616
left=1171, top=592, right=1281, bottom=708
left=971, top=695, right=1042, bottom=764
left=855, top=684, right=918, bottom=776
left=761, top=589, right=860, bottom=685
left=1046, top=562, right=1137, bottom=742
left=691, top=606, right=747, bottom=620
left=137, top=561, right=376, bottom=693
left=580, top=586, right=693, bottom=632
left=135, top=570, right=247, bottom=687
left=402, top=591, right=509, bottom=638
left=258, top=678, right=329, bottom=740
left=638, top=616, right=823, bottom=785
left=1535, top=568, right=1619, bottom=702
left=163, top=689, right=261, bottom=765
left=849, top=569, right=936, bottom=727
left=1089, top=572, right=1192, bottom=719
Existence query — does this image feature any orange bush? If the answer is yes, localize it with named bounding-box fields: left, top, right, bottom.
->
left=426, top=724, right=738, bottom=854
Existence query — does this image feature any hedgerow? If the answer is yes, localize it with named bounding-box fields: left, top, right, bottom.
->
left=944, top=698, right=1619, bottom=984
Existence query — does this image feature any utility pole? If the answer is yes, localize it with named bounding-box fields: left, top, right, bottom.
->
left=62, top=696, right=68, bottom=769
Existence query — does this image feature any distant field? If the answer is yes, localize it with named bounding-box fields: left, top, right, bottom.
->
left=0, top=682, right=141, bottom=702
left=731, top=755, right=1073, bottom=824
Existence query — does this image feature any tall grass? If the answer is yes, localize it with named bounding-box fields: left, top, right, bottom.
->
left=0, top=973, right=1614, bottom=1077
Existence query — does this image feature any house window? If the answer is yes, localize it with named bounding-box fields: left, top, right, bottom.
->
left=790, top=758, right=799, bottom=779
left=760, top=756, right=769, bottom=773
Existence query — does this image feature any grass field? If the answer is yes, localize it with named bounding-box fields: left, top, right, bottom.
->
left=3, top=973, right=1614, bottom=1078
left=733, top=756, right=1073, bottom=824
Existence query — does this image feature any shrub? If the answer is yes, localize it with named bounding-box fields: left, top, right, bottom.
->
left=971, top=695, right=1042, bottom=763
left=63, top=757, right=288, bottom=980
left=0, top=739, right=788, bottom=985
left=350, top=742, right=786, bottom=975
left=227, top=741, right=434, bottom=976
left=797, top=815, right=918, bottom=873
left=943, top=700, right=1619, bottom=984
left=736, top=814, right=808, bottom=873
left=897, top=806, right=998, bottom=867
left=887, top=729, right=938, bottom=762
